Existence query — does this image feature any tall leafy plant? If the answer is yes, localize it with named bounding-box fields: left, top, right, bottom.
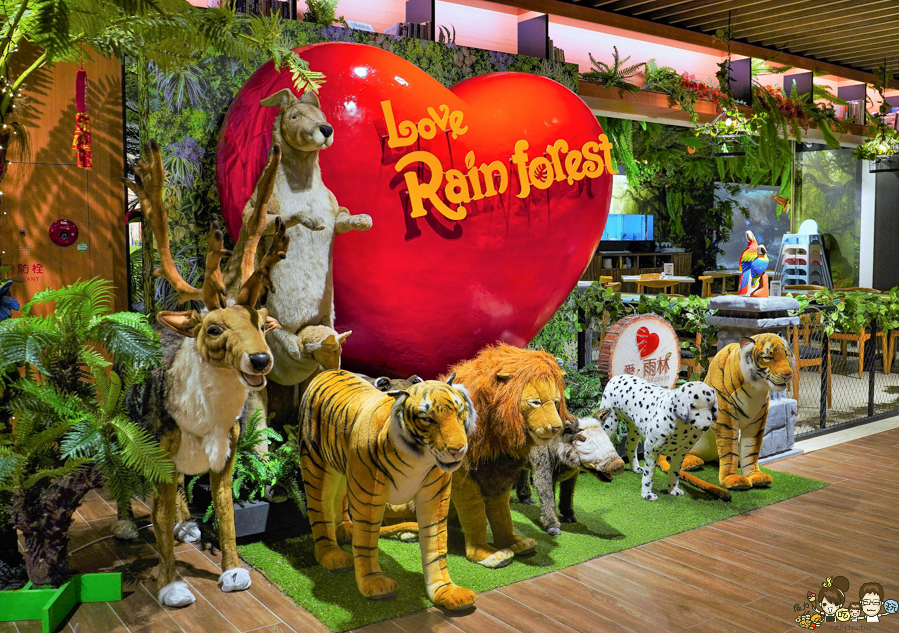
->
left=0, top=278, right=171, bottom=587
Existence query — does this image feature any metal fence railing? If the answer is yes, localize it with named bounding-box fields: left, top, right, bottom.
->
left=789, top=307, right=899, bottom=438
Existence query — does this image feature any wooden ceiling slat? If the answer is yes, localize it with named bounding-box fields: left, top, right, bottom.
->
left=833, top=52, right=899, bottom=66
left=761, top=20, right=899, bottom=50
left=595, top=0, right=676, bottom=9
left=629, top=0, right=699, bottom=17
left=492, top=0, right=899, bottom=85
left=797, top=32, right=899, bottom=59
left=731, top=4, right=899, bottom=40
left=677, top=0, right=823, bottom=29
left=686, top=0, right=896, bottom=31
left=629, top=0, right=742, bottom=21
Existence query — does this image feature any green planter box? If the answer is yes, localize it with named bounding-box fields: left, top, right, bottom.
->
left=0, top=573, right=122, bottom=633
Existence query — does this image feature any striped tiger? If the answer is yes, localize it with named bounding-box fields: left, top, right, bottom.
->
left=683, top=334, right=795, bottom=490
left=299, top=369, right=478, bottom=610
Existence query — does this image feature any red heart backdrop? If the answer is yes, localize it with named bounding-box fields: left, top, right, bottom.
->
left=217, top=42, right=611, bottom=378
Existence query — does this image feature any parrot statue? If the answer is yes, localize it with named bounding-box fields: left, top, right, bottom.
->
left=738, top=230, right=769, bottom=296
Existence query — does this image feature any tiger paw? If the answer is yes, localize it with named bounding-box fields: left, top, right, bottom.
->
left=681, top=454, right=705, bottom=471
left=359, top=573, right=398, bottom=600
left=642, top=491, right=658, bottom=501
left=721, top=474, right=752, bottom=490
left=668, top=484, right=684, bottom=496
left=433, top=585, right=477, bottom=611
left=335, top=521, right=353, bottom=544
left=318, top=547, right=354, bottom=572
left=560, top=513, right=577, bottom=523
left=546, top=526, right=562, bottom=536
left=508, top=536, right=537, bottom=557
left=746, top=471, right=773, bottom=487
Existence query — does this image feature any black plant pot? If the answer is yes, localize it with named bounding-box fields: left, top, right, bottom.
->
left=189, top=481, right=309, bottom=541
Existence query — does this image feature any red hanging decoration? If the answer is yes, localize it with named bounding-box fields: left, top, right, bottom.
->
left=72, top=66, right=91, bottom=169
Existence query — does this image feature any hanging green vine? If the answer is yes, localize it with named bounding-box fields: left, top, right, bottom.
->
left=854, top=63, right=899, bottom=161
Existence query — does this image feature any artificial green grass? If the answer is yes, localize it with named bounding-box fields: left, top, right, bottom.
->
left=238, top=465, right=826, bottom=631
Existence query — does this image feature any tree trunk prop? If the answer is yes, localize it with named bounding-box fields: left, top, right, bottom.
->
left=0, top=519, right=27, bottom=590
left=10, top=468, right=102, bottom=587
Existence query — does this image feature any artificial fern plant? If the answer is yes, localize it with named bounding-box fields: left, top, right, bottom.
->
left=0, top=278, right=172, bottom=587
left=188, top=409, right=306, bottom=526
left=581, top=46, right=645, bottom=94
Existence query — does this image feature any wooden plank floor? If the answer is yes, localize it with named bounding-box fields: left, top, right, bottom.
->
left=11, top=428, right=899, bottom=633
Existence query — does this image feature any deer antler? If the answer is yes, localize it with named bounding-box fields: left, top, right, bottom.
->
left=124, top=142, right=203, bottom=305
left=237, top=217, right=289, bottom=309
left=237, top=144, right=281, bottom=287
left=203, top=222, right=232, bottom=310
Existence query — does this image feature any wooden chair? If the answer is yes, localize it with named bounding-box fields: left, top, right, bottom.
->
left=826, top=291, right=889, bottom=377
left=604, top=282, right=622, bottom=292
left=790, top=313, right=831, bottom=408
left=829, top=328, right=888, bottom=378
left=635, top=277, right=681, bottom=295
left=679, top=331, right=701, bottom=376
left=701, top=271, right=734, bottom=296
left=887, top=330, right=899, bottom=374
left=699, top=275, right=713, bottom=298
left=678, top=330, right=716, bottom=377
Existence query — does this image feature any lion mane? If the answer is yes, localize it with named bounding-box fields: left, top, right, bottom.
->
left=441, top=343, right=567, bottom=467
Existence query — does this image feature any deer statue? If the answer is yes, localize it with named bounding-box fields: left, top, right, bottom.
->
left=121, top=141, right=289, bottom=608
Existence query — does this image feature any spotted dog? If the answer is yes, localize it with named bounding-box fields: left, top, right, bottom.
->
left=599, top=375, right=718, bottom=500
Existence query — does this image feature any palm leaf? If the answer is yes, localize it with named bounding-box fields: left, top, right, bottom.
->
left=22, top=457, right=92, bottom=489
left=109, top=414, right=175, bottom=483
left=61, top=419, right=104, bottom=459
left=24, top=278, right=113, bottom=321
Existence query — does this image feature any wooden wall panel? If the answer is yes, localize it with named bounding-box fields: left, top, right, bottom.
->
left=549, top=17, right=724, bottom=80
left=298, top=0, right=406, bottom=32
left=0, top=46, right=127, bottom=314
left=435, top=0, right=519, bottom=54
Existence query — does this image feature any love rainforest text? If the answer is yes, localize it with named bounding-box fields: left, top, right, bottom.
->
left=381, top=100, right=617, bottom=222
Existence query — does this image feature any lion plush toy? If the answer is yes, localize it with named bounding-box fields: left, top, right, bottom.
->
left=441, top=343, right=566, bottom=568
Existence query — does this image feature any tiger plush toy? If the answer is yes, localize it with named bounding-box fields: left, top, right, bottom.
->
left=683, top=333, right=795, bottom=490
left=298, top=369, right=478, bottom=610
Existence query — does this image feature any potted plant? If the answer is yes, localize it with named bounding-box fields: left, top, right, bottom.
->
left=188, top=411, right=308, bottom=539
left=0, top=279, right=175, bottom=629
left=0, top=279, right=172, bottom=586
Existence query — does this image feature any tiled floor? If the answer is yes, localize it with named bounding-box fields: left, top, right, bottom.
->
left=8, top=428, right=899, bottom=633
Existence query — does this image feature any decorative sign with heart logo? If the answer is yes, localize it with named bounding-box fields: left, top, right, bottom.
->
left=598, top=315, right=680, bottom=388
left=217, top=42, right=613, bottom=378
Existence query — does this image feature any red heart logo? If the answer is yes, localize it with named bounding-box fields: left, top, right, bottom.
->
left=636, top=326, right=660, bottom=358
left=218, top=43, right=611, bottom=378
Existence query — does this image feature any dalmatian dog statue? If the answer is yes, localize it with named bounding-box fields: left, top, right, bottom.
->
left=599, top=374, right=718, bottom=501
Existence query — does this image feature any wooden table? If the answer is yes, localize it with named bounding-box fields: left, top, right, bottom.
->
left=622, top=275, right=695, bottom=295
